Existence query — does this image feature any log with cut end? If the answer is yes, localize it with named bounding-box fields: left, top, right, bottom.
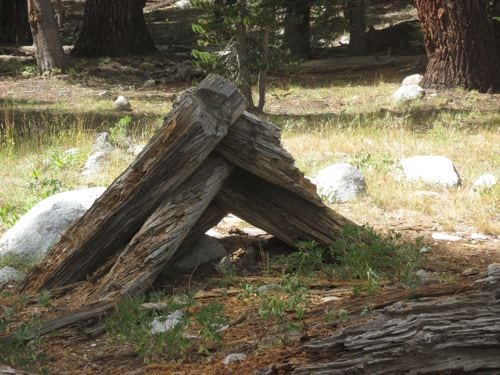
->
left=293, top=284, right=500, bottom=374
left=20, top=74, right=247, bottom=293
left=216, top=111, right=322, bottom=206
left=218, top=169, right=361, bottom=248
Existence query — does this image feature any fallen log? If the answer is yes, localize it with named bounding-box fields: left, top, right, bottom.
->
left=294, top=282, right=500, bottom=374
left=218, top=169, right=360, bottom=247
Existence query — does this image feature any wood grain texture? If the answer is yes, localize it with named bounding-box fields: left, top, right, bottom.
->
left=20, top=74, right=246, bottom=293
left=294, top=284, right=500, bottom=374
left=218, top=169, right=361, bottom=248
left=216, top=111, right=323, bottom=206
left=94, top=155, right=233, bottom=299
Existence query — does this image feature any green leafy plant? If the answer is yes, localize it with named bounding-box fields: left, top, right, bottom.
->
left=271, top=241, right=326, bottom=276
left=109, top=116, right=132, bottom=148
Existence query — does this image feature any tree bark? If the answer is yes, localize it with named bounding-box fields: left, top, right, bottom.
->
left=294, top=283, right=500, bottom=374
left=347, top=0, right=367, bottom=56
left=415, top=0, right=500, bottom=92
left=72, top=0, right=156, bottom=57
left=27, top=0, right=68, bottom=73
left=19, top=75, right=247, bottom=293
left=284, top=0, right=311, bottom=60
left=0, top=0, right=32, bottom=44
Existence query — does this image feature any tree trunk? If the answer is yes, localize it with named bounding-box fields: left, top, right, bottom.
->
left=284, top=0, right=311, bottom=60
left=72, top=0, right=156, bottom=57
left=27, top=0, right=68, bottom=73
left=415, top=0, right=500, bottom=92
left=347, top=0, right=367, bottom=56
left=0, top=0, right=32, bottom=44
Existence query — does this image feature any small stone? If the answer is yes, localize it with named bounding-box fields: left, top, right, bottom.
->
left=314, top=163, right=366, bottom=203
left=432, top=232, right=462, bottom=242
left=150, top=310, right=183, bottom=334
left=114, top=95, right=132, bottom=111
left=321, top=296, right=340, bottom=303
left=415, top=269, right=435, bottom=286
left=401, top=74, right=423, bottom=86
left=0, top=266, right=24, bottom=284
left=143, top=79, right=156, bottom=88
left=223, top=353, right=247, bottom=365
left=472, top=173, right=496, bottom=192
left=419, top=246, right=431, bottom=254
left=258, top=284, right=281, bottom=294
left=399, top=155, right=460, bottom=187
left=92, top=132, right=113, bottom=153
left=81, top=151, right=107, bottom=177
left=470, top=233, right=489, bottom=241
left=392, top=84, right=425, bottom=102
left=127, top=144, right=145, bottom=156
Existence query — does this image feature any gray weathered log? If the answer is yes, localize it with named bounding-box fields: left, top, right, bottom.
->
left=20, top=74, right=246, bottom=293
left=218, top=169, right=361, bottom=248
left=93, top=155, right=233, bottom=299
left=294, top=284, right=500, bottom=374
left=216, top=112, right=322, bottom=206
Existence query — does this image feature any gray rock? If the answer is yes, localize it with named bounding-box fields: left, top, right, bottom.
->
left=81, top=151, right=107, bottom=177
left=0, top=266, right=24, bottom=284
left=470, top=233, right=489, bottom=241
left=223, top=353, right=247, bottom=365
left=401, top=74, right=423, bottom=86
left=432, top=232, right=462, bottom=242
left=0, top=188, right=105, bottom=258
left=258, top=284, right=281, bottom=294
left=150, top=310, right=183, bottom=334
left=399, top=155, right=460, bottom=187
left=487, top=263, right=500, bottom=278
left=472, top=173, right=496, bottom=192
left=392, top=84, right=425, bottom=102
left=143, top=79, right=156, bottom=88
left=92, top=132, right=113, bottom=153
left=173, top=235, right=226, bottom=273
left=314, top=163, right=366, bottom=203
left=175, top=0, right=191, bottom=9
left=415, top=269, right=435, bottom=286
left=215, top=256, right=233, bottom=275
left=63, top=148, right=79, bottom=157
left=114, top=95, right=132, bottom=111
left=127, top=144, right=145, bottom=156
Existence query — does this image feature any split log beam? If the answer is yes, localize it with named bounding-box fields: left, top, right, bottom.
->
left=218, top=169, right=361, bottom=248
left=94, top=155, right=233, bottom=299
left=293, top=284, right=500, bottom=374
left=20, top=74, right=246, bottom=293
left=216, top=112, right=322, bottom=206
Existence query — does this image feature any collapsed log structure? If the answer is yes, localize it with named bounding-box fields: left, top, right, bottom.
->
left=19, top=74, right=360, bottom=302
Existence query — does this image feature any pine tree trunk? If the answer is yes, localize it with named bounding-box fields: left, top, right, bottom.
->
left=347, top=0, right=366, bottom=56
left=0, top=0, right=31, bottom=44
left=284, top=0, right=311, bottom=60
left=415, top=0, right=500, bottom=92
left=27, top=0, right=68, bottom=73
left=72, top=0, right=156, bottom=57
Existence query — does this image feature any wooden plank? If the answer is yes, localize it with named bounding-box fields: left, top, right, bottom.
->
left=20, top=75, right=246, bottom=293
left=294, top=286, right=500, bottom=374
left=93, top=155, right=233, bottom=299
left=218, top=169, right=362, bottom=248
left=216, top=111, right=323, bottom=206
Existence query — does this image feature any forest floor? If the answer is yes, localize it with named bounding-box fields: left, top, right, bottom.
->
left=0, top=2, right=499, bottom=374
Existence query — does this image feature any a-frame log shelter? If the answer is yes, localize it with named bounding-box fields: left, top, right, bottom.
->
left=20, top=75, right=362, bottom=303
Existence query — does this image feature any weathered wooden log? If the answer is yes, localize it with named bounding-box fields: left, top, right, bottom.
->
left=218, top=169, right=361, bottom=248
left=93, top=155, right=233, bottom=299
left=216, top=111, right=322, bottom=206
left=294, top=284, right=500, bottom=374
left=20, top=74, right=246, bottom=293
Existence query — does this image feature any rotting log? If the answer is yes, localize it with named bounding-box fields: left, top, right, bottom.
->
left=19, top=74, right=247, bottom=293
left=293, top=283, right=500, bottom=374
left=93, top=155, right=233, bottom=299
left=216, top=111, right=322, bottom=206
left=218, top=169, right=360, bottom=248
